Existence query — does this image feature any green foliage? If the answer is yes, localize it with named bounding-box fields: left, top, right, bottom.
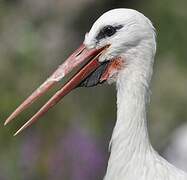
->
left=0, top=0, right=187, bottom=179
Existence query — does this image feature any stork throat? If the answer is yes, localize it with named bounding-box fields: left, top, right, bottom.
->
left=78, top=61, right=109, bottom=87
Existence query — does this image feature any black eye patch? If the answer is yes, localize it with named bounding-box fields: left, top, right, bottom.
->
left=96, top=25, right=123, bottom=41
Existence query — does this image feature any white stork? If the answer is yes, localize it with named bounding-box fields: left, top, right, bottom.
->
left=4, top=8, right=187, bottom=180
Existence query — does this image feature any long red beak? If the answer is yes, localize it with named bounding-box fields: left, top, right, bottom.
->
left=4, top=44, right=109, bottom=136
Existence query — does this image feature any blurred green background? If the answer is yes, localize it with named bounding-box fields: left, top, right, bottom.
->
left=0, top=0, right=187, bottom=179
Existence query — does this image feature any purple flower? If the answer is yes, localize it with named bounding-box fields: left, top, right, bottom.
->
left=48, top=124, right=106, bottom=180
left=19, top=130, right=41, bottom=179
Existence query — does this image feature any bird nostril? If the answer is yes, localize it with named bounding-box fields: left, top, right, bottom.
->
left=76, top=48, right=85, bottom=58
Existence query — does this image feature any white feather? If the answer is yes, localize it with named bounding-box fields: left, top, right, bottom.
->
left=85, top=8, right=187, bottom=180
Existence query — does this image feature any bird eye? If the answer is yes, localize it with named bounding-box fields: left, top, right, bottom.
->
left=96, top=25, right=123, bottom=41
left=103, top=25, right=116, bottom=37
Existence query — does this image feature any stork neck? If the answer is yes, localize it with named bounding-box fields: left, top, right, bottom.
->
left=115, top=73, right=151, bottom=149
left=104, top=62, right=154, bottom=179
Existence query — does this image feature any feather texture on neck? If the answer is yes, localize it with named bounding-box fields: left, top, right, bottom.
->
left=104, top=43, right=187, bottom=180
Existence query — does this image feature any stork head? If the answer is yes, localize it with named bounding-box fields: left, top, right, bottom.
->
left=84, top=8, right=156, bottom=85
left=4, top=9, right=156, bottom=135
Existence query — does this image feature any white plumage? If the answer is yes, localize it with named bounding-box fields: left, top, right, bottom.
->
left=164, top=124, right=187, bottom=172
left=85, top=9, right=187, bottom=180
left=5, top=8, right=187, bottom=180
